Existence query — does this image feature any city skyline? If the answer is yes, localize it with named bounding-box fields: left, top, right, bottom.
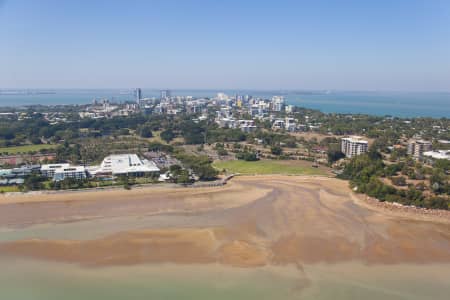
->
left=1, top=0, right=450, bottom=91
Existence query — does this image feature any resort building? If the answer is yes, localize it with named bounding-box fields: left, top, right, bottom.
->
left=407, top=140, right=432, bottom=159
left=41, top=163, right=87, bottom=181
left=53, top=166, right=87, bottom=181
left=90, top=154, right=160, bottom=177
left=341, top=136, right=369, bottom=158
left=40, top=163, right=71, bottom=178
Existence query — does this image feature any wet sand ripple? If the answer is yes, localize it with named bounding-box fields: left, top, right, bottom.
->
left=1, top=176, right=449, bottom=267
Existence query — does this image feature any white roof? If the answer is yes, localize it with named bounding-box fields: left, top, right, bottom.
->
left=41, top=163, right=71, bottom=171
left=423, top=150, right=450, bottom=160
left=415, top=139, right=432, bottom=144
left=54, top=166, right=86, bottom=173
left=96, top=154, right=160, bottom=175
left=342, top=136, right=368, bottom=144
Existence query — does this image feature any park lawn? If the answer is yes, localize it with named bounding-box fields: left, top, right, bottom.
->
left=213, top=159, right=328, bottom=176
left=0, top=144, right=58, bottom=154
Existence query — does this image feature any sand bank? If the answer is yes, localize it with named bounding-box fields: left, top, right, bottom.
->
left=1, top=176, right=449, bottom=267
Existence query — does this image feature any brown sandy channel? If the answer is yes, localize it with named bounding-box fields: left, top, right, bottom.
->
left=0, top=176, right=449, bottom=267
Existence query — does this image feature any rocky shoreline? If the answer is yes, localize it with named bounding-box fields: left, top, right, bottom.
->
left=362, top=195, right=450, bottom=223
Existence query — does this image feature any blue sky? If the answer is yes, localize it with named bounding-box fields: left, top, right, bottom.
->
left=1, top=0, right=449, bottom=91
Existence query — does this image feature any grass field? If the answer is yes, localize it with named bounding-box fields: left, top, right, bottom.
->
left=0, top=144, right=58, bottom=154
left=0, top=186, right=20, bottom=193
left=213, top=160, right=328, bottom=176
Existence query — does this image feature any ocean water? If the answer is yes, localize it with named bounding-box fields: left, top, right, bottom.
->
left=0, top=89, right=449, bottom=118
left=286, top=91, right=450, bottom=118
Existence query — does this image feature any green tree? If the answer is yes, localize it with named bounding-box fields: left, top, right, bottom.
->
left=327, top=149, right=345, bottom=164
left=160, top=129, right=175, bottom=143
left=138, top=125, right=153, bottom=138
left=271, top=145, right=283, bottom=156
left=236, top=151, right=258, bottom=161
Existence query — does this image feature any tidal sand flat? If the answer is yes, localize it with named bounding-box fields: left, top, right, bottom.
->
left=1, top=176, right=450, bottom=299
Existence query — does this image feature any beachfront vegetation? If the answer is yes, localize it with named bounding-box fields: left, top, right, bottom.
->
left=0, top=185, right=20, bottom=193
left=175, top=153, right=218, bottom=180
left=339, top=148, right=450, bottom=210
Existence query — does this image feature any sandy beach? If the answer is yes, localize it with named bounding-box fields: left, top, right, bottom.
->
left=1, top=175, right=449, bottom=267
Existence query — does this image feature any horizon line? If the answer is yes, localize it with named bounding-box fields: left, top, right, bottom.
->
left=1, top=88, right=450, bottom=94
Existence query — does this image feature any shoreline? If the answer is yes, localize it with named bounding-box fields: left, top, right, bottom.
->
left=0, top=174, right=323, bottom=204
left=1, top=174, right=449, bottom=224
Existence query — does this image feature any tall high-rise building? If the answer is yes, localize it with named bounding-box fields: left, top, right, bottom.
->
left=271, top=96, right=285, bottom=112
left=160, top=90, right=171, bottom=99
left=216, top=93, right=228, bottom=101
left=135, top=88, right=142, bottom=103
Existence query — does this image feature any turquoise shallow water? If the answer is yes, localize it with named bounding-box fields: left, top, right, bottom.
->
left=0, top=89, right=449, bottom=117
left=1, top=258, right=450, bottom=300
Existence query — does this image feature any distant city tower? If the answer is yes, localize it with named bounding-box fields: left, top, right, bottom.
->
left=160, top=89, right=171, bottom=99
left=135, top=88, right=142, bottom=103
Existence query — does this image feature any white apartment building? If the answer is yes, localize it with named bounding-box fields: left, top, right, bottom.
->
left=271, top=96, right=285, bottom=112
left=40, top=163, right=71, bottom=178
left=53, top=166, right=87, bottom=181
left=272, top=119, right=285, bottom=130
left=216, top=117, right=236, bottom=128
left=41, top=163, right=87, bottom=181
left=249, top=105, right=259, bottom=117
left=240, top=124, right=257, bottom=133
left=285, top=117, right=296, bottom=132
left=216, top=93, right=229, bottom=101
left=285, top=105, right=294, bottom=114
left=341, top=136, right=369, bottom=158
left=407, top=140, right=432, bottom=159
left=238, top=120, right=257, bottom=133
